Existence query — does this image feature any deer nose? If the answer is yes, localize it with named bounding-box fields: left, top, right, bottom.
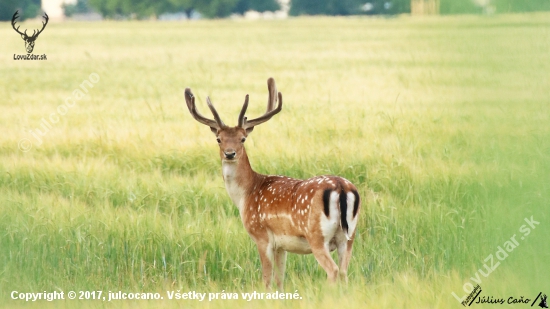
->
left=224, top=150, right=236, bottom=160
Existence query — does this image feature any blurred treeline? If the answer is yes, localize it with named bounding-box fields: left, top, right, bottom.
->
left=441, top=0, right=550, bottom=14
left=297, top=0, right=550, bottom=15
left=296, top=0, right=550, bottom=15
left=0, top=0, right=40, bottom=20
left=1, top=0, right=280, bottom=19
left=86, top=0, right=280, bottom=18
left=2, top=0, right=550, bottom=20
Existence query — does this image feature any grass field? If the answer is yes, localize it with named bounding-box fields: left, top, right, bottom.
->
left=1, top=13, right=550, bottom=308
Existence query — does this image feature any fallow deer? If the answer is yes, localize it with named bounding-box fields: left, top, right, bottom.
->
left=185, top=78, right=361, bottom=289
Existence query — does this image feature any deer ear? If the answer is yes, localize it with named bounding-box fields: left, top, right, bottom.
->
left=20, top=35, right=25, bottom=39
left=210, top=127, right=218, bottom=135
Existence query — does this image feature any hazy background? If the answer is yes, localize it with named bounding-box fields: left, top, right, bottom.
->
left=3, top=0, right=550, bottom=21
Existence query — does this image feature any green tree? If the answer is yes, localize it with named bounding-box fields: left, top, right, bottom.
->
left=168, top=0, right=196, bottom=18
left=439, top=0, right=480, bottom=14
left=0, top=1, right=18, bottom=21
left=385, top=0, right=410, bottom=14
left=363, top=0, right=410, bottom=15
left=0, top=0, right=40, bottom=21
left=493, top=0, right=550, bottom=13
left=88, top=0, right=250, bottom=19
left=194, top=0, right=240, bottom=17
left=87, top=0, right=166, bottom=18
left=233, top=0, right=280, bottom=14
left=289, top=0, right=363, bottom=16
left=87, top=0, right=117, bottom=17
left=63, top=0, right=93, bottom=17
left=289, top=0, right=326, bottom=15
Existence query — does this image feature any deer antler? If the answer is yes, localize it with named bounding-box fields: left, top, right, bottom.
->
left=11, top=11, right=25, bottom=37
left=185, top=88, right=226, bottom=130
left=237, top=95, right=249, bottom=128
left=206, top=96, right=226, bottom=128
left=11, top=11, right=49, bottom=39
left=238, top=78, right=283, bottom=130
left=32, top=12, right=49, bottom=39
left=266, top=77, right=278, bottom=112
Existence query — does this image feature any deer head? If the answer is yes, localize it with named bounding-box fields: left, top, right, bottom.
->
left=12, top=11, right=49, bottom=54
left=184, top=78, right=282, bottom=162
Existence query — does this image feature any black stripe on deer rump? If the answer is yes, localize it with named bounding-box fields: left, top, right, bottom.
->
left=322, top=189, right=332, bottom=217
left=339, top=191, right=348, bottom=233
left=322, top=186, right=350, bottom=232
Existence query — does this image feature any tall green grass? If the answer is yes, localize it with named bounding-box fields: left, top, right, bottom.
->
left=1, top=13, right=549, bottom=308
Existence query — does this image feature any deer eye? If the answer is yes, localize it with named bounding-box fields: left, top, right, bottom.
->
left=216, top=138, right=221, bottom=144
left=241, top=137, right=246, bottom=143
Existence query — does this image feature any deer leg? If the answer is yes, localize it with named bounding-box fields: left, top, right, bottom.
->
left=337, top=235, right=355, bottom=283
left=273, top=249, right=287, bottom=290
left=255, top=240, right=274, bottom=289
left=310, top=242, right=339, bottom=283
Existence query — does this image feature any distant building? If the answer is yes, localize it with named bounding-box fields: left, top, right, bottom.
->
left=411, top=0, right=440, bottom=15
left=42, top=0, right=76, bottom=20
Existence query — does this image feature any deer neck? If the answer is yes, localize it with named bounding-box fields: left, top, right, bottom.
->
left=221, top=147, right=260, bottom=214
